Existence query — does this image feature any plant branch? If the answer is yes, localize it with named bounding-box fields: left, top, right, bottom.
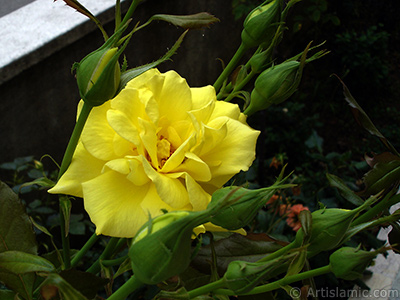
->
left=214, top=43, right=248, bottom=93
left=71, top=233, right=100, bottom=268
left=107, top=275, right=145, bottom=300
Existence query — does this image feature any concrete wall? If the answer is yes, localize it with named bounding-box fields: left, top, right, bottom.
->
left=0, top=0, right=242, bottom=165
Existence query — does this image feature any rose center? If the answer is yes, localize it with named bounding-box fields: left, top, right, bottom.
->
left=156, top=136, right=174, bottom=168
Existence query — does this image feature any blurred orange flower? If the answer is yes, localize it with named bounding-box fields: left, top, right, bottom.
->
left=285, top=204, right=309, bottom=232
left=277, top=203, right=309, bottom=232
left=269, top=156, right=281, bottom=169
left=266, top=194, right=280, bottom=205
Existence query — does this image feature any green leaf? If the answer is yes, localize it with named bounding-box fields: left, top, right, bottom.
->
left=113, top=257, right=132, bottom=279
left=20, top=177, right=55, bottom=190
left=363, top=160, right=400, bottom=196
left=285, top=249, right=307, bottom=277
left=0, top=289, right=18, bottom=300
left=311, top=9, right=321, bottom=22
left=305, top=130, right=323, bottom=153
left=335, top=75, right=399, bottom=156
left=58, top=269, right=109, bottom=299
left=365, top=152, right=400, bottom=168
left=40, top=273, right=88, bottom=300
left=119, top=30, right=188, bottom=90
left=326, top=173, right=364, bottom=206
left=0, top=272, right=35, bottom=300
left=0, top=181, right=37, bottom=254
left=0, top=251, right=55, bottom=274
left=55, top=0, right=107, bottom=40
left=298, top=210, right=312, bottom=242
left=30, top=218, right=64, bottom=269
left=151, top=12, right=219, bottom=29
left=342, top=211, right=400, bottom=243
left=0, top=181, right=38, bottom=299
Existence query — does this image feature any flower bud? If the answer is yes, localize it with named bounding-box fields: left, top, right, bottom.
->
left=241, top=0, right=282, bottom=49
left=329, top=246, right=387, bottom=280
left=244, top=60, right=301, bottom=116
left=75, top=47, right=121, bottom=107
left=208, top=169, right=291, bottom=230
left=73, top=21, right=131, bottom=107
left=129, top=210, right=210, bottom=284
left=208, top=186, right=279, bottom=230
left=294, top=197, right=375, bottom=254
left=244, top=43, right=329, bottom=116
left=223, top=254, right=294, bottom=293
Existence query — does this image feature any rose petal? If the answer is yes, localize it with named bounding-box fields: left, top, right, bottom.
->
left=174, top=152, right=212, bottom=182
left=110, top=88, right=147, bottom=128
left=210, top=101, right=242, bottom=120
left=138, top=118, right=159, bottom=169
left=126, top=156, right=151, bottom=186
left=185, top=174, right=211, bottom=211
left=81, top=102, right=117, bottom=161
left=82, top=170, right=152, bottom=237
left=201, top=117, right=260, bottom=180
left=48, top=142, right=104, bottom=197
left=126, top=68, right=161, bottom=89
left=141, top=157, right=190, bottom=209
left=107, top=109, right=141, bottom=147
left=160, top=133, right=196, bottom=173
left=191, top=85, right=216, bottom=110
left=152, top=71, right=192, bottom=122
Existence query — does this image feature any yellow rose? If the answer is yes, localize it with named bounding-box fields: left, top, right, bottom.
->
left=49, top=69, right=260, bottom=237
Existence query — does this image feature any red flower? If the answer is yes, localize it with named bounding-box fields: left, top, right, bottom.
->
left=285, top=204, right=309, bottom=232
left=269, top=156, right=281, bottom=169
left=266, top=194, right=280, bottom=205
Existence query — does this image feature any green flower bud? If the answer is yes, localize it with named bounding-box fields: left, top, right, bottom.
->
left=244, top=60, right=301, bottom=116
left=129, top=211, right=210, bottom=284
left=208, top=186, right=280, bottom=230
left=75, top=47, right=121, bottom=107
left=208, top=169, right=291, bottom=230
left=73, top=21, right=131, bottom=107
left=244, top=43, right=329, bottom=116
left=249, top=48, right=273, bottom=74
left=294, top=198, right=375, bottom=254
left=329, top=246, right=387, bottom=280
left=223, top=254, right=293, bottom=293
left=241, top=0, right=282, bottom=49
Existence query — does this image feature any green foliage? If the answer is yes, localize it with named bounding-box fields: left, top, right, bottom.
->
left=0, top=181, right=38, bottom=300
left=335, top=24, right=390, bottom=88
left=292, top=0, right=340, bottom=31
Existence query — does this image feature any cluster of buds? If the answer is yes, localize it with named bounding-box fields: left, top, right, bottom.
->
left=216, top=0, right=329, bottom=116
